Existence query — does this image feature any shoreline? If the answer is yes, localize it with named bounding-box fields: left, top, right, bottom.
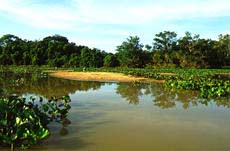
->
left=48, top=70, right=165, bottom=83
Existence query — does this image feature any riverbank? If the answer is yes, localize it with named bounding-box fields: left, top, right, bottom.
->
left=48, top=70, right=164, bottom=83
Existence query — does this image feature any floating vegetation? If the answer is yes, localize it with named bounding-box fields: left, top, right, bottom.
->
left=0, top=95, right=71, bottom=150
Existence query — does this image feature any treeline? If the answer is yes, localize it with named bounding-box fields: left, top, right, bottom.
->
left=0, top=31, right=229, bottom=68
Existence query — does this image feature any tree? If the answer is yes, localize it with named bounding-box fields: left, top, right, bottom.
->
left=177, top=32, right=200, bottom=53
left=151, top=50, right=164, bottom=67
left=22, top=51, right=31, bottom=65
left=153, top=31, right=177, bottom=52
left=67, top=53, right=80, bottom=67
left=116, top=36, right=144, bottom=68
left=145, top=44, right=152, bottom=51
left=0, top=33, right=229, bottom=68
left=0, top=34, right=20, bottom=46
left=0, top=34, right=25, bottom=65
left=80, top=47, right=93, bottom=67
left=218, top=34, right=230, bottom=67
left=103, top=53, right=119, bottom=67
left=90, top=48, right=105, bottom=67
left=43, top=35, right=69, bottom=44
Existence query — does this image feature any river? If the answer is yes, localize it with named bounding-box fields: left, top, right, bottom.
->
left=0, top=73, right=229, bottom=151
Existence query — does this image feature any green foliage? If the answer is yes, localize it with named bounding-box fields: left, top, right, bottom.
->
left=72, top=67, right=230, bottom=98
left=164, top=72, right=230, bottom=98
left=151, top=32, right=230, bottom=68
left=0, top=34, right=106, bottom=68
left=0, top=65, right=41, bottom=74
left=0, top=95, right=71, bottom=150
left=0, top=32, right=229, bottom=68
left=103, top=53, right=119, bottom=67
left=113, top=68, right=228, bottom=98
left=80, top=47, right=106, bottom=68
left=153, top=31, right=177, bottom=52
left=116, top=36, right=145, bottom=68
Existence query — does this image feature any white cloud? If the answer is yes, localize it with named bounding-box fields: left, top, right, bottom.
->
left=103, top=29, right=131, bottom=36
left=0, top=0, right=229, bottom=29
left=129, top=0, right=230, bottom=21
left=0, top=0, right=229, bottom=51
left=0, top=0, right=81, bottom=30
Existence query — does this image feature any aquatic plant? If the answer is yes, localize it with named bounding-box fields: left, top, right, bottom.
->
left=0, top=95, right=71, bottom=150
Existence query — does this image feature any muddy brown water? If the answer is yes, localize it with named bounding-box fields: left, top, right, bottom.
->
left=0, top=73, right=229, bottom=151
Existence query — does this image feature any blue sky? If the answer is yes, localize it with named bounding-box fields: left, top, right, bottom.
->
left=0, top=0, right=229, bottom=52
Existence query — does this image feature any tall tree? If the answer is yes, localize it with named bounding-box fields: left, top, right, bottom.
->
left=103, top=53, right=119, bottom=67
left=153, top=31, right=177, bottom=52
left=0, top=34, right=25, bottom=65
left=218, top=34, right=230, bottom=67
left=116, top=36, right=145, bottom=68
left=80, top=47, right=91, bottom=67
left=177, top=32, right=200, bottom=53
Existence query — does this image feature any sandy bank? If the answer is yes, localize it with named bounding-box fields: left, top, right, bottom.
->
left=48, top=71, right=165, bottom=83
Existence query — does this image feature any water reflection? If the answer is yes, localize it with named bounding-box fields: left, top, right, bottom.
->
left=116, top=82, right=229, bottom=108
left=116, top=82, right=149, bottom=105
left=1, top=72, right=230, bottom=151
left=0, top=72, right=104, bottom=98
left=0, top=72, right=229, bottom=109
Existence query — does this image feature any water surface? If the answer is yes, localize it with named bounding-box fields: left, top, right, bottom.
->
left=0, top=73, right=229, bottom=151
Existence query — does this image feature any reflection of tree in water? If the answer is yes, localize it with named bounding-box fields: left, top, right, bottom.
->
left=0, top=72, right=104, bottom=98
left=116, top=82, right=152, bottom=105
left=115, top=81, right=230, bottom=108
left=153, top=90, right=198, bottom=109
left=154, top=94, right=176, bottom=109
left=1, top=72, right=229, bottom=109
left=154, top=90, right=230, bottom=109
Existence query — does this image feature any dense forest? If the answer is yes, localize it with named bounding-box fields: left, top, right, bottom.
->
left=0, top=31, right=229, bottom=68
